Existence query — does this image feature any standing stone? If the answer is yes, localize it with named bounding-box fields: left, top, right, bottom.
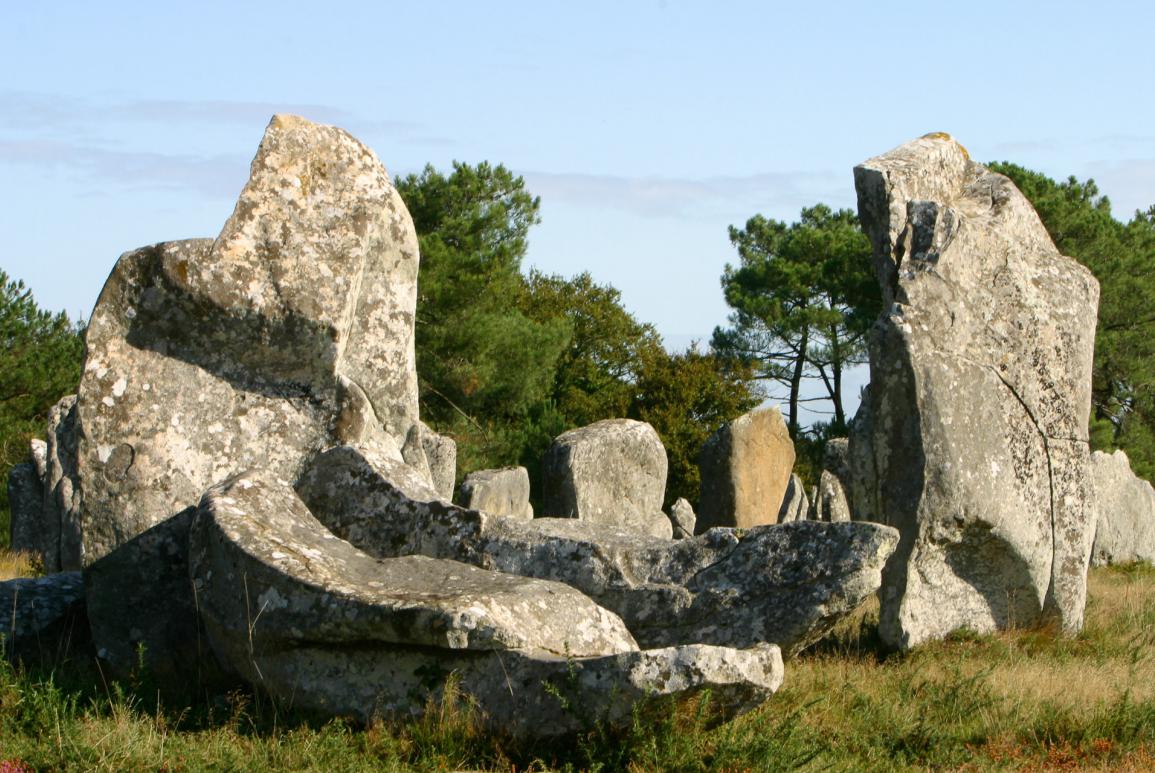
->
left=458, top=467, right=533, bottom=519
left=696, top=407, right=795, bottom=532
left=542, top=419, right=672, bottom=538
left=74, top=115, right=422, bottom=565
left=776, top=474, right=809, bottom=523
left=402, top=421, right=457, bottom=500
left=815, top=471, right=851, bottom=523
left=7, top=463, right=42, bottom=557
left=42, top=395, right=80, bottom=572
left=854, top=133, right=1100, bottom=649
left=70, top=116, right=427, bottom=676
left=668, top=497, right=696, bottom=538
left=1089, top=450, right=1155, bottom=566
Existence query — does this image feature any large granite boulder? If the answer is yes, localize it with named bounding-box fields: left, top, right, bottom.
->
left=297, top=444, right=899, bottom=656
left=74, top=115, right=422, bottom=566
left=696, top=407, right=795, bottom=532
left=192, top=471, right=782, bottom=733
left=0, top=572, right=88, bottom=663
left=1089, top=450, right=1155, bottom=566
left=457, top=466, right=533, bottom=519
left=542, top=419, right=672, bottom=538
left=57, top=115, right=463, bottom=675
left=853, top=134, right=1100, bottom=649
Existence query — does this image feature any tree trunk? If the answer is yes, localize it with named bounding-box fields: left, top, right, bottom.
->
left=788, top=327, right=808, bottom=437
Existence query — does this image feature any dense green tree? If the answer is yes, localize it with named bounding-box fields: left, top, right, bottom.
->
left=518, top=270, right=664, bottom=426
left=713, top=205, right=880, bottom=437
left=990, top=163, right=1155, bottom=479
left=396, top=162, right=570, bottom=470
left=399, top=162, right=760, bottom=508
left=0, top=271, right=85, bottom=543
left=629, top=346, right=758, bottom=506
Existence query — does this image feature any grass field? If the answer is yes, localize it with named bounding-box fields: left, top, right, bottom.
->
left=0, top=560, right=1152, bottom=771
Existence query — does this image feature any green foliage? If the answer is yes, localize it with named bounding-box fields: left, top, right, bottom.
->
left=0, top=271, right=84, bottom=545
left=713, top=204, right=880, bottom=437
left=629, top=346, right=759, bottom=506
left=990, top=163, right=1155, bottom=480
left=396, top=162, right=570, bottom=472
left=519, top=270, right=664, bottom=426
left=398, top=164, right=757, bottom=507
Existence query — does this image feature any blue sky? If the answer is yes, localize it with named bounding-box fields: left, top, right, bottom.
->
left=2, top=1, right=1152, bottom=421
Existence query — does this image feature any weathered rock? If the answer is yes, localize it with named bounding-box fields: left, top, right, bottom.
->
left=696, top=407, right=795, bottom=532
left=42, top=395, right=80, bottom=572
left=1090, top=450, right=1155, bottom=566
left=7, top=462, right=42, bottom=557
left=776, top=474, right=809, bottom=523
left=29, top=438, right=47, bottom=482
left=249, top=639, right=783, bottom=736
left=194, top=470, right=637, bottom=660
left=815, top=471, right=851, bottom=523
left=68, top=116, right=430, bottom=676
left=189, top=470, right=781, bottom=734
left=0, top=571, right=88, bottom=663
left=298, top=444, right=899, bottom=656
left=75, top=115, right=422, bottom=566
left=824, top=438, right=850, bottom=481
left=853, top=134, right=1100, bottom=649
left=542, top=419, right=671, bottom=538
left=668, top=497, right=696, bottom=538
left=85, top=507, right=227, bottom=686
left=458, top=466, right=533, bottom=519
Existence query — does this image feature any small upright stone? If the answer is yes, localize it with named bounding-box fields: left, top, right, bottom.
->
left=7, top=462, right=42, bottom=557
left=1089, top=450, right=1155, bottom=566
left=542, top=419, right=672, bottom=538
left=776, top=474, right=809, bottom=523
left=668, top=497, right=696, bottom=538
left=697, top=407, right=795, bottom=532
left=458, top=467, right=533, bottom=519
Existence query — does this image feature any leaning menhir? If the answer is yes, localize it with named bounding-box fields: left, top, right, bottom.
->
left=0, top=114, right=907, bottom=734
left=850, top=133, right=1100, bottom=649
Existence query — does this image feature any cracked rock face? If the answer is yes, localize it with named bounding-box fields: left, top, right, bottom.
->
left=697, top=407, right=796, bottom=532
left=852, top=134, right=1100, bottom=649
left=191, top=470, right=783, bottom=732
left=457, top=466, right=533, bottom=520
left=298, top=444, right=899, bottom=656
left=75, top=115, right=423, bottom=565
left=1089, top=450, right=1155, bottom=566
left=542, top=419, right=672, bottom=538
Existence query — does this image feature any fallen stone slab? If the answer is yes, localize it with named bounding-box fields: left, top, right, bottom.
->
left=853, top=133, right=1100, bottom=649
left=191, top=470, right=780, bottom=735
left=247, top=639, right=783, bottom=737
left=0, top=571, right=88, bottom=664
left=298, top=444, right=899, bottom=656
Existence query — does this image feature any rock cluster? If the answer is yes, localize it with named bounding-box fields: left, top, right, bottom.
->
left=850, top=133, right=1100, bottom=649
left=3, top=115, right=901, bottom=735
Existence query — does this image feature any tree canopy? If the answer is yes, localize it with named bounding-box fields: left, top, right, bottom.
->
left=0, top=271, right=85, bottom=543
left=713, top=204, right=880, bottom=437
left=397, top=162, right=756, bottom=507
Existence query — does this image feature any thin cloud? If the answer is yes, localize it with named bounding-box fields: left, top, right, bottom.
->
left=522, top=169, right=852, bottom=219
left=0, top=91, right=454, bottom=146
left=0, top=139, right=248, bottom=198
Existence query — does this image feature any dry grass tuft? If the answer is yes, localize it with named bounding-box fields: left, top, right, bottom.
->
left=0, top=550, right=41, bottom=581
